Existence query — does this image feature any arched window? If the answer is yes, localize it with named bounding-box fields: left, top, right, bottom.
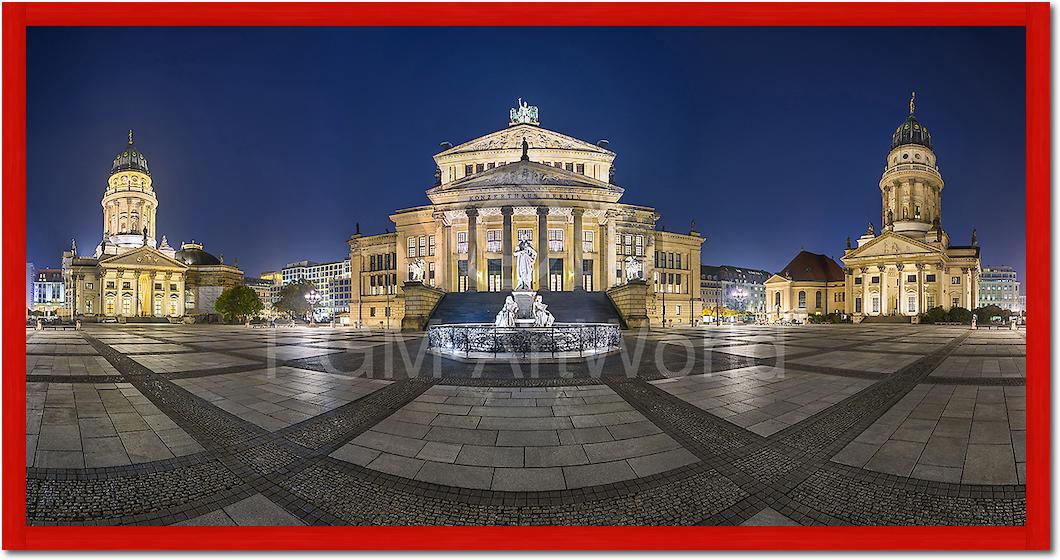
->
left=815, top=291, right=822, bottom=309
left=798, top=291, right=806, bottom=309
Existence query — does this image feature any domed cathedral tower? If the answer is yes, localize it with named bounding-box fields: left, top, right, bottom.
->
left=880, top=92, right=947, bottom=244
left=841, top=93, right=981, bottom=321
left=97, top=130, right=158, bottom=256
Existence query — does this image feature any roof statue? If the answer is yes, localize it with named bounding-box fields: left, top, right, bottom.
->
left=520, top=137, right=529, bottom=161
left=142, top=227, right=148, bottom=246
left=909, top=91, right=916, bottom=115
left=690, top=218, right=697, bottom=233
left=971, top=228, right=978, bottom=246
left=71, top=238, right=77, bottom=255
left=846, top=236, right=851, bottom=250
left=866, top=222, right=875, bottom=236
left=509, top=98, right=539, bottom=126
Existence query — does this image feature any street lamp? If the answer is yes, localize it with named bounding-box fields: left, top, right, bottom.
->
left=304, top=288, right=321, bottom=327
left=731, top=287, right=749, bottom=324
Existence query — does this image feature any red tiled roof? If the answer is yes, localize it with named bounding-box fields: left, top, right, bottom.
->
left=778, top=251, right=845, bottom=282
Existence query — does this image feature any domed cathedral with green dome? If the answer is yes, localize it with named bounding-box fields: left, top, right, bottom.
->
left=61, top=131, right=244, bottom=321
left=766, top=94, right=982, bottom=324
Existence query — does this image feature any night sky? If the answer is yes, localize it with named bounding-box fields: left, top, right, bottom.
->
left=27, top=26, right=1026, bottom=290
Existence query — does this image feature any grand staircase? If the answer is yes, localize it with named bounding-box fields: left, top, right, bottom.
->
left=427, top=291, right=625, bottom=327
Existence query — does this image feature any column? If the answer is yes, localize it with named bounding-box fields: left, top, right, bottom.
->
left=466, top=208, right=478, bottom=292
left=878, top=265, right=888, bottom=315
left=598, top=221, right=609, bottom=290
left=437, top=220, right=450, bottom=291
left=501, top=206, right=514, bottom=290
left=537, top=207, right=549, bottom=291
left=572, top=208, right=584, bottom=291
left=917, top=263, right=925, bottom=314
left=896, top=264, right=904, bottom=314
left=963, top=267, right=972, bottom=309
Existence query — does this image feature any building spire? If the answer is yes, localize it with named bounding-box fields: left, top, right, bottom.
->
left=128, top=129, right=134, bottom=144
left=909, top=91, right=916, bottom=115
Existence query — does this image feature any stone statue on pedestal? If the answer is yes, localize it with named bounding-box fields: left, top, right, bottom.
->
left=513, top=239, right=537, bottom=291
left=532, top=295, right=555, bottom=327
left=494, top=295, right=518, bottom=327
left=624, top=255, right=643, bottom=282
left=408, top=258, right=426, bottom=282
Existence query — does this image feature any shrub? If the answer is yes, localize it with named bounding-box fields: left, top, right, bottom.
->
left=947, top=306, right=974, bottom=324
left=974, top=305, right=1011, bottom=325
left=919, top=306, right=948, bottom=324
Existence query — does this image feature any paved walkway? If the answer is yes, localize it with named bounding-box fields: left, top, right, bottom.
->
left=25, top=324, right=1026, bottom=526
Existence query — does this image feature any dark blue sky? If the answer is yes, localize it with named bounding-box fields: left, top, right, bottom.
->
left=28, top=26, right=1025, bottom=288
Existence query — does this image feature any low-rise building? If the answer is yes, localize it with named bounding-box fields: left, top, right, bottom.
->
left=700, top=265, right=770, bottom=315
left=979, top=265, right=1022, bottom=312
left=281, top=259, right=352, bottom=319
left=765, top=251, right=847, bottom=323
left=31, top=268, right=65, bottom=316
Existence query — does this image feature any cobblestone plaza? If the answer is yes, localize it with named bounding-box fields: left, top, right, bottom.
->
left=26, top=324, right=1025, bottom=526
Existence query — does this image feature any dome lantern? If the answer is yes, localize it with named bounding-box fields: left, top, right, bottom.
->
left=111, top=129, right=151, bottom=175
left=890, top=92, right=933, bottom=150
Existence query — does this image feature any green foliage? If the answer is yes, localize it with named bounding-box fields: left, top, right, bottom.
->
left=974, top=305, right=1011, bottom=325
left=274, top=280, right=314, bottom=318
left=947, top=306, right=974, bottom=324
left=215, top=285, right=263, bottom=323
left=919, top=306, right=948, bottom=324
left=808, top=312, right=851, bottom=324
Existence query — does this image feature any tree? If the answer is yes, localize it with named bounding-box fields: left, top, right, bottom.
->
left=274, top=279, right=314, bottom=318
left=974, top=304, right=1010, bottom=325
left=919, top=306, right=948, bottom=324
left=215, top=285, right=263, bottom=324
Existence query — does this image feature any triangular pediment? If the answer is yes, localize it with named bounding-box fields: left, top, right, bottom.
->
left=436, top=124, right=614, bottom=158
left=764, top=273, right=789, bottom=285
left=434, top=160, right=623, bottom=192
left=100, top=246, right=188, bottom=270
left=844, top=231, right=943, bottom=260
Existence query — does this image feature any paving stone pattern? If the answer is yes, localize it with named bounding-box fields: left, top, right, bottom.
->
left=25, top=324, right=1025, bottom=525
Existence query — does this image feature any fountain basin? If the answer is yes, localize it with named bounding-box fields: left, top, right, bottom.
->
left=427, top=322, right=621, bottom=361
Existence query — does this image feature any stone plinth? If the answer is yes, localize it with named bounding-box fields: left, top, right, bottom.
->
left=606, top=279, right=649, bottom=328
left=400, top=282, right=445, bottom=331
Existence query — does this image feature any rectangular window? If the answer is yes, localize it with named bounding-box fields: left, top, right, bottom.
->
left=582, top=259, right=593, bottom=291
left=458, top=260, right=468, bottom=292
left=576, top=163, right=585, bottom=174
left=872, top=297, right=880, bottom=313
left=871, top=276, right=880, bottom=284
left=583, top=230, right=595, bottom=253
left=927, top=294, right=935, bottom=308
left=517, top=228, right=532, bottom=242
left=169, top=283, right=177, bottom=291
left=855, top=297, right=862, bottom=313
left=475, top=163, right=485, bottom=173
left=952, top=297, right=960, bottom=307
left=486, top=162, right=495, bottom=170
left=107, top=281, right=115, bottom=289
left=428, top=235, right=436, bottom=256
left=668, top=253, right=675, bottom=269
left=907, top=274, right=917, bottom=283
left=464, top=164, right=473, bottom=176
left=487, top=259, right=502, bottom=292
left=419, top=235, right=427, bottom=257
left=486, top=229, right=501, bottom=252
left=635, top=235, right=644, bottom=257
left=407, top=237, right=416, bottom=258
left=456, top=231, right=468, bottom=254
left=548, top=228, right=564, bottom=252
left=154, top=283, right=162, bottom=290
left=908, top=295, right=917, bottom=313
left=565, top=162, right=574, bottom=172
left=854, top=277, right=862, bottom=285
left=675, top=254, right=682, bottom=270
left=951, top=277, right=961, bottom=285
left=549, top=258, right=564, bottom=291
left=428, top=261, right=436, bottom=286
left=86, top=283, right=93, bottom=290
left=370, top=307, right=376, bottom=317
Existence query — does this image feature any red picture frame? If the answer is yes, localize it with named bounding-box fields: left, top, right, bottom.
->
left=2, top=2, right=1049, bottom=550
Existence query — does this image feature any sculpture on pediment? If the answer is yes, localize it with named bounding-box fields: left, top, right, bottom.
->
left=513, top=238, right=537, bottom=290
left=521, top=137, right=530, bottom=161
left=509, top=98, right=540, bottom=126
left=408, top=258, right=426, bottom=282
left=866, top=222, right=875, bottom=236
